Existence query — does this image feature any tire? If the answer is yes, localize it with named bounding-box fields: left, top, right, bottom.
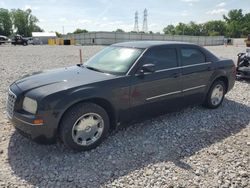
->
left=59, top=102, right=110, bottom=151
left=203, top=80, right=226, bottom=109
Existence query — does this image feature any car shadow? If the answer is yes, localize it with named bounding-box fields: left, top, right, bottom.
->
left=7, top=98, right=250, bottom=187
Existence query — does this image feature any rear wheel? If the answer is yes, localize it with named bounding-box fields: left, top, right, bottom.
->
left=203, top=80, right=226, bottom=109
left=59, top=102, right=110, bottom=151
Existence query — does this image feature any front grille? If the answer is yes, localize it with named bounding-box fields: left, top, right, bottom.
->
left=6, top=89, right=17, bottom=118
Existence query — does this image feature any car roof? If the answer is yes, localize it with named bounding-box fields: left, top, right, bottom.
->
left=112, top=41, right=196, bottom=49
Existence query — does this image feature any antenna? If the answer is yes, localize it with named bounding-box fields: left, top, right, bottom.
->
left=133, top=11, right=139, bottom=33
left=142, top=9, right=148, bottom=33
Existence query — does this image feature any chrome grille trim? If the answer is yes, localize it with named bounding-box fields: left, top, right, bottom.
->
left=6, top=89, right=17, bottom=119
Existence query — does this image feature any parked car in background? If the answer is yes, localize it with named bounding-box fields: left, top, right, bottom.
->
left=27, top=37, right=34, bottom=45
left=11, top=35, right=28, bottom=46
left=7, top=41, right=236, bottom=151
left=0, top=35, right=8, bottom=45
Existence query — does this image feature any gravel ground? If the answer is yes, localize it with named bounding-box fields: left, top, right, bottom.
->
left=0, top=44, right=249, bottom=188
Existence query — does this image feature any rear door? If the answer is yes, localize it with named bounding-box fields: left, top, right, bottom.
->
left=129, top=46, right=182, bottom=117
left=179, top=46, right=213, bottom=102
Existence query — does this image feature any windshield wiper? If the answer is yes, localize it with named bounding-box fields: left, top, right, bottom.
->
left=85, top=66, right=104, bottom=73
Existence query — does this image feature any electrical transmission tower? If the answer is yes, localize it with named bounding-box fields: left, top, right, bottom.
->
left=142, top=9, right=148, bottom=33
left=133, top=11, right=139, bottom=33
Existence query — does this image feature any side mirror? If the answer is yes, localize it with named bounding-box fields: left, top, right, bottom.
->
left=140, top=63, right=155, bottom=74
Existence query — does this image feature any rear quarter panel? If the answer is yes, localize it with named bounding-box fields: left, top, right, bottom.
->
left=208, top=58, right=235, bottom=92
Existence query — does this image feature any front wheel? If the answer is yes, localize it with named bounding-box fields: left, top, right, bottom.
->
left=203, top=80, right=226, bottom=109
left=59, top=103, right=110, bottom=151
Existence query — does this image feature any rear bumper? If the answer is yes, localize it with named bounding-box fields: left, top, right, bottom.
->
left=237, top=67, right=250, bottom=79
left=9, top=112, right=57, bottom=144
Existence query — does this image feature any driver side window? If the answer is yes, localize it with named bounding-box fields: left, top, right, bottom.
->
left=140, top=47, right=178, bottom=71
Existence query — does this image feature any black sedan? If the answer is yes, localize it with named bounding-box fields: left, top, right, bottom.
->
left=7, top=41, right=236, bottom=151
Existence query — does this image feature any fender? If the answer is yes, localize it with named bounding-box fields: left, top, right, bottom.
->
left=52, top=86, right=119, bottom=129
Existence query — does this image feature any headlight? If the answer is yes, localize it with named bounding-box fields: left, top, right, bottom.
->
left=22, top=97, right=37, bottom=114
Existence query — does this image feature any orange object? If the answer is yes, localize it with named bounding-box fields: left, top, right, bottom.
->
left=33, top=119, right=44, bottom=125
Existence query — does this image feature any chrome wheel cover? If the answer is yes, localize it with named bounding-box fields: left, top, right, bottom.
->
left=211, top=84, right=224, bottom=106
left=72, top=113, right=104, bottom=146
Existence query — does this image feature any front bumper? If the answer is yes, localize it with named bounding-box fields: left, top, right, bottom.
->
left=7, top=83, right=60, bottom=144
left=9, top=112, right=57, bottom=144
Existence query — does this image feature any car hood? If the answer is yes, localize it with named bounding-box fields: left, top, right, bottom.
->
left=15, top=65, right=116, bottom=92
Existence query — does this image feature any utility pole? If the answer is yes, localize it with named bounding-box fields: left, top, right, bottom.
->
left=142, top=9, right=148, bottom=33
left=133, top=11, right=139, bottom=33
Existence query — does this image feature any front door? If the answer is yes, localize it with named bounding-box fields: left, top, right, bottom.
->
left=129, top=46, right=182, bottom=118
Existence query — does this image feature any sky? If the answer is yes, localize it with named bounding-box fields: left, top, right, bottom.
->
left=0, top=0, right=250, bottom=34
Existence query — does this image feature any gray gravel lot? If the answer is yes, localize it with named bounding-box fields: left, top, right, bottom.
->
left=0, top=44, right=249, bottom=187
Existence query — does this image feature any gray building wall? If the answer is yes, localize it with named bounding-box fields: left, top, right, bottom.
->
left=33, top=36, right=56, bottom=45
left=64, top=32, right=224, bottom=46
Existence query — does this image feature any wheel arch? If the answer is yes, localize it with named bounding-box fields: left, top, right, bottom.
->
left=209, top=69, right=229, bottom=93
left=57, top=98, right=117, bottom=135
left=211, top=76, right=229, bottom=93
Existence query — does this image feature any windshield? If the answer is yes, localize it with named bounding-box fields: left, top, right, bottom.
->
left=85, top=46, right=143, bottom=75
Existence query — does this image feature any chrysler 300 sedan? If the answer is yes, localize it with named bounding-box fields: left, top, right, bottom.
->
left=7, top=41, right=236, bottom=151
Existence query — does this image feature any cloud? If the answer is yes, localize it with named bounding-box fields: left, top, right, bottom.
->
left=181, top=10, right=189, bottom=16
left=102, top=17, right=108, bottom=21
left=76, top=19, right=92, bottom=25
left=206, top=8, right=228, bottom=15
left=181, top=0, right=199, bottom=2
left=181, top=0, right=199, bottom=6
left=0, top=1, right=6, bottom=7
left=39, top=19, right=46, bottom=23
left=23, top=5, right=39, bottom=11
left=216, top=2, right=226, bottom=7
left=59, top=18, right=68, bottom=22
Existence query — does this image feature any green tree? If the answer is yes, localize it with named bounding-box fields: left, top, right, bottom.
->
left=115, top=28, right=124, bottom=33
left=162, top=9, right=250, bottom=38
left=33, top=25, right=43, bottom=32
left=223, top=9, right=244, bottom=37
left=0, top=8, right=12, bottom=36
left=175, top=23, right=188, bottom=35
left=242, top=13, right=250, bottom=37
left=163, top=25, right=175, bottom=35
left=188, top=21, right=202, bottom=36
left=203, top=20, right=226, bottom=36
left=11, top=8, right=40, bottom=37
left=73, top=28, right=88, bottom=34
left=55, top=31, right=62, bottom=37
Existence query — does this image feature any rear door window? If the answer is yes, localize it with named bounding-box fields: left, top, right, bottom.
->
left=181, top=48, right=206, bottom=66
left=142, top=47, right=178, bottom=71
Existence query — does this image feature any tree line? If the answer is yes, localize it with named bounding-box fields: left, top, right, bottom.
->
left=1, top=8, right=249, bottom=38
left=0, top=8, right=42, bottom=37
left=163, top=9, right=250, bottom=38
